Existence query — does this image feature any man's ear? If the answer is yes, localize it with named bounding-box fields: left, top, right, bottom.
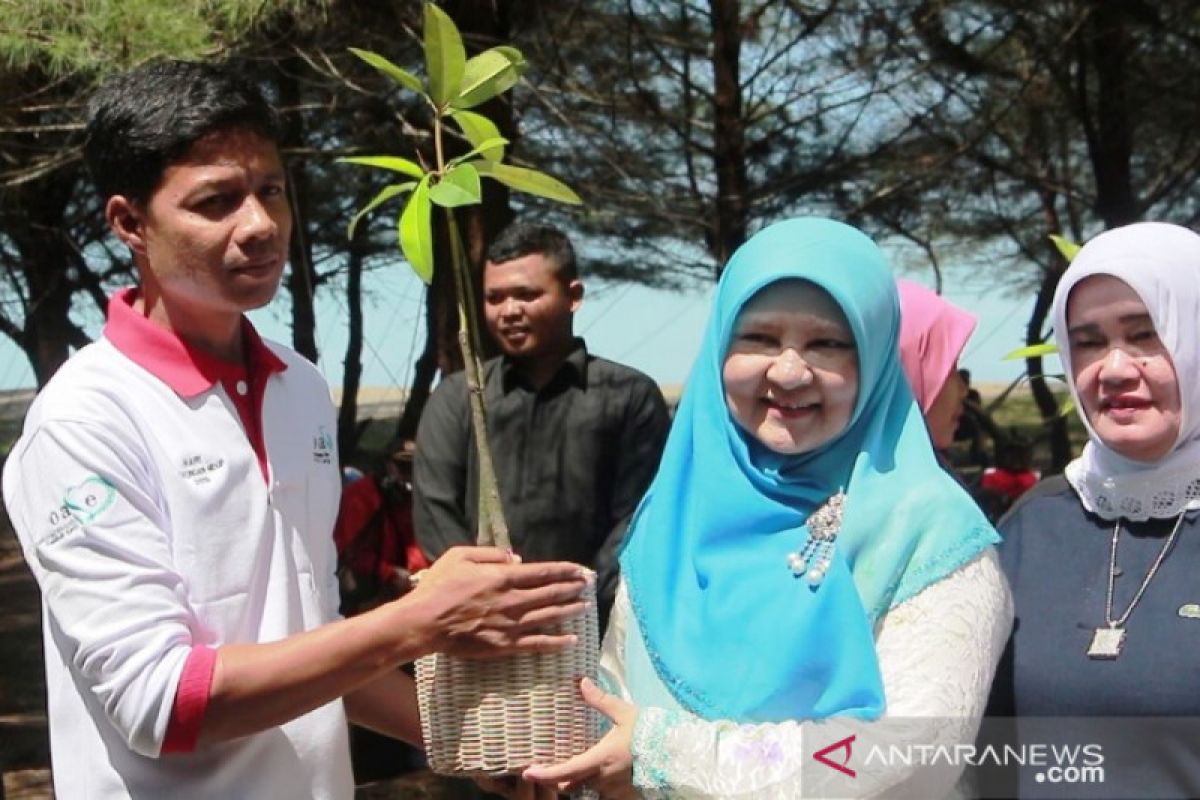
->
left=105, top=195, right=148, bottom=256
left=568, top=279, right=584, bottom=313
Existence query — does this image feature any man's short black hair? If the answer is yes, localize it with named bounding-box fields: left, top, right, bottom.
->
left=486, top=223, right=578, bottom=281
left=84, top=59, right=281, bottom=205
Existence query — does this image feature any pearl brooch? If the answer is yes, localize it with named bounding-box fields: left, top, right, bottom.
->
left=786, top=491, right=845, bottom=588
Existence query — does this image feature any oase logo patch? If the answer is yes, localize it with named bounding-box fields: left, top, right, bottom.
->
left=42, top=475, right=117, bottom=547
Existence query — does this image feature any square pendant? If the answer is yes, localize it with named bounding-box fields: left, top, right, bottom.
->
left=1087, top=626, right=1125, bottom=659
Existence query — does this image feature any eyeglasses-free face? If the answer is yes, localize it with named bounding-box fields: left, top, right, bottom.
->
left=1066, top=274, right=1182, bottom=463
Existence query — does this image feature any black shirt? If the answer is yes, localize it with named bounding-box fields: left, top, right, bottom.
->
left=413, top=339, right=670, bottom=621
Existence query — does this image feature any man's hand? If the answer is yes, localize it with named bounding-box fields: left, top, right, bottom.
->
left=405, top=546, right=590, bottom=659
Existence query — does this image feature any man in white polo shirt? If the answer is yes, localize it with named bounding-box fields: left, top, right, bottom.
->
left=2, top=59, right=589, bottom=799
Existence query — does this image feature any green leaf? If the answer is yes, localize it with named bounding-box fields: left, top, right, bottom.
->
left=339, top=155, right=426, bottom=180
left=428, top=163, right=481, bottom=208
left=1049, top=234, right=1081, bottom=262
left=473, top=161, right=583, bottom=205
left=448, top=137, right=510, bottom=167
left=493, top=46, right=527, bottom=69
left=451, top=47, right=526, bottom=109
left=1003, top=342, right=1059, bottom=360
left=424, top=3, right=465, bottom=107
left=400, top=177, right=434, bottom=283
left=1057, top=394, right=1076, bottom=419
left=348, top=48, right=424, bottom=95
left=347, top=182, right=417, bottom=240
left=449, top=110, right=505, bottom=161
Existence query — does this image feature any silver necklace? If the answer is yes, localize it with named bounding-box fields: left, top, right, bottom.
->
left=1087, top=509, right=1187, bottom=660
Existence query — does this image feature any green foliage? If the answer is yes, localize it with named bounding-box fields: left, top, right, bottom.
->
left=428, top=164, right=481, bottom=208
left=472, top=162, right=582, bottom=205
left=422, top=2, right=464, bottom=107
left=448, top=110, right=505, bottom=161
left=447, top=137, right=509, bottom=168
left=452, top=47, right=525, bottom=109
left=399, top=177, right=433, bottom=283
left=342, top=2, right=581, bottom=284
left=347, top=182, right=417, bottom=240
left=339, top=155, right=425, bottom=180
left=1004, top=342, right=1059, bottom=360
left=1049, top=234, right=1081, bottom=262
left=0, top=0, right=328, bottom=76
left=348, top=47, right=423, bottom=94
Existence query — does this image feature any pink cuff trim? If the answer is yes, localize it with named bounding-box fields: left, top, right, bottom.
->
left=162, top=646, right=217, bottom=754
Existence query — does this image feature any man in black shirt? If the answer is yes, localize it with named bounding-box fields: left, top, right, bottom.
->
left=413, top=223, right=670, bottom=624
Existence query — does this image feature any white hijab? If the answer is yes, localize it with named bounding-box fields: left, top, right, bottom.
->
left=1052, top=221, right=1200, bottom=521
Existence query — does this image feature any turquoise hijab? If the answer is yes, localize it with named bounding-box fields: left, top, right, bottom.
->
left=619, top=217, right=998, bottom=723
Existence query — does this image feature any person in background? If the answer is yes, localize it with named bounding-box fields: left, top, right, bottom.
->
left=954, top=368, right=991, bottom=468
left=524, top=217, right=1010, bottom=799
left=990, top=221, right=1200, bottom=797
left=1, top=59, right=590, bottom=800
left=896, top=279, right=977, bottom=453
left=413, top=223, right=670, bottom=627
left=334, top=438, right=429, bottom=616
left=978, top=438, right=1040, bottom=514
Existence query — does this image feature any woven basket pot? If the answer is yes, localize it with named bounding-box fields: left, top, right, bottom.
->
left=415, top=580, right=603, bottom=776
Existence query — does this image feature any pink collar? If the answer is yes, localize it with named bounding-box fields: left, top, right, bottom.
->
left=103, top=288, right=286, bottom=398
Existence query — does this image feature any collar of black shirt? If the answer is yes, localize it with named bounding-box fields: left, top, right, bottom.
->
left=500, top=337, right=589, bottom=394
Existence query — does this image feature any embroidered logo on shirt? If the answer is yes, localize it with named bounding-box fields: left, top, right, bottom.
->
left=64, top=475, right=116, bottom=522
left=312, top=426, right=334, bottom=465
left=178, top=454, right=227, bottom=485
left=42, top=475, right=117, bottom=546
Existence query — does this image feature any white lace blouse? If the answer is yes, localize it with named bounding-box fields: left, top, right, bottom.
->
left=600, top=549, right=1012, bottom=799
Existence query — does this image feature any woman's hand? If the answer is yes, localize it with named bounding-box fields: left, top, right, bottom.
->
left=523, top=677, right=639, bottom=799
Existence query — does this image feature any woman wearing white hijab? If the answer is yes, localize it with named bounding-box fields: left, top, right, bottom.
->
left=991, top=222, right=1200, bottom=797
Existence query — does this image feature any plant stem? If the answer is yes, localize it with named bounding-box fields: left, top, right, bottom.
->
left=446, top=208, right=510, bottom=550
left=433, top=108, right=446, bottom=179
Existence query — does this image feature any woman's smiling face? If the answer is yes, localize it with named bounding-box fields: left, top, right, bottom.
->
left=723, top=280, right=859, bottom=455
left=1066, top=274, right=1182, bottom=462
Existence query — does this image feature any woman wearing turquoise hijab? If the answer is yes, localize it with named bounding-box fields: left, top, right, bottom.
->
left=525, top=218, right=1011, bottom=799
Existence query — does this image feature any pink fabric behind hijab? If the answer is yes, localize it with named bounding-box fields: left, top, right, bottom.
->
left=896, top=280, right=978, bottom=412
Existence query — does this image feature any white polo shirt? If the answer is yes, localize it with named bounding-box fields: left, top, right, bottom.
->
left=3, top=292, right=351, bottom=799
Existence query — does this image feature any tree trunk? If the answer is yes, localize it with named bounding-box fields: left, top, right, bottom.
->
left=1085, top=3, right=1137, bottom=227
left=8, top=173, right=82, bottom=386
left=337, top=241, right=367, bottom=461
left=278, top=66, right=319, bottom=362
left=395, top=284, right=440, bottom=441
left=22, top=278, right=77, bottom=387
left=1025, top=267, right=1072, bottom=474
left=708, top=0, right=748, bottom=274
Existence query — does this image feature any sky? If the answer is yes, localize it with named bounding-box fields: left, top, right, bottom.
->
left=0, top=249, right=1048, bottom=395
